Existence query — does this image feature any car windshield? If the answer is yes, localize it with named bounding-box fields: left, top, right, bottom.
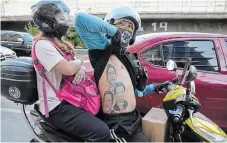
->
left=23, top=34, right=33, bottom=42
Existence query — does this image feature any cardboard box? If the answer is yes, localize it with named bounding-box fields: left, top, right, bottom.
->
left=142, top=108, right=168, bottom=142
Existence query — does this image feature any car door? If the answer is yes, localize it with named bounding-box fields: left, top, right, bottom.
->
left=7, top=33, right=24, bottom=51
left=219, top=38, right=227, bottom=67
left=1, top=32, right=11, bottom=48
left=137, top=37, right=227, bottom=128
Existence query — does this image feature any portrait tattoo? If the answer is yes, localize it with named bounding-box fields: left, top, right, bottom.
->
left=103, top=91, right=114, bottom=113
left=113, top=82, right=128, bottom=112
left=106, top=64, right=117, bottom=93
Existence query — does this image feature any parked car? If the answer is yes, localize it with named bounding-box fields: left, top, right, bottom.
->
left=0, top=45, right=17, bottom=61
left=1, top=30, right=33, bottom=57
left=82, top=32, right=227, bottom=129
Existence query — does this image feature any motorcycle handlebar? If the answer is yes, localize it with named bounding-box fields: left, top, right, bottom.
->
left=169, top=104, right=185, bottom=123
left=158, top=81, right=171, bottom=93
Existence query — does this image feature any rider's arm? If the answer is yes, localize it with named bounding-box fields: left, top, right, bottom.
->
left=135, top=84, right=156, bottom=97
left=74, top=12, right=117, bottom=50
left=75, top=12, right=117, bottom=36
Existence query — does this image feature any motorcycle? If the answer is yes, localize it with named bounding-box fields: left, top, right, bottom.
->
left=159, top=58, right=227, bottom=142
left=1, top=57, right=227, bottom=142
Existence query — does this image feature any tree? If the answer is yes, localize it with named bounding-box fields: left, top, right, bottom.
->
left=1, top=0, right=9, bottom=4
left=24, top=22, right=86, bottom=48
left=65, top=27, right=86, bottom=48
left=24, top=22, right=40, bottom=37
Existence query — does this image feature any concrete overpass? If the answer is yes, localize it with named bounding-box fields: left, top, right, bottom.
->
left=1, top=0, right=227, bottom=34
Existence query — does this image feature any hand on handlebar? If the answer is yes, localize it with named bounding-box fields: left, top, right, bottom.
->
left=154, top=81, right=171, bottom=93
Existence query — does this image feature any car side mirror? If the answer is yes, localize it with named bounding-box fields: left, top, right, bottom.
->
left=186, top=65, right=197, bottom=82
left=17, top=38, right=23, bottom=43
left=167, top=60, right=179, bottom=83
left=166, top=60, right=177, bottom=71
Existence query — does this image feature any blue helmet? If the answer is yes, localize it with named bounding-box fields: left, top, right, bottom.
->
left=104, top=6, right=141, bottom=45
left=31, top=0, right=70, bottom=37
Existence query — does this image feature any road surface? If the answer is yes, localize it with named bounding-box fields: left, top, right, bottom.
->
left=1, top=97, right=34, bottom=142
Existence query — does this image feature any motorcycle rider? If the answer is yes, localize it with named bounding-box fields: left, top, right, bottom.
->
left=74, top=6, right=165, bottom=141
left=31, top=0, right=110, bottom=141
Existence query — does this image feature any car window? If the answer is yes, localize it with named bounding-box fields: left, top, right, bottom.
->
left=141, top=45, right=164, bottom=67
left=23, top=34, right=33, bottom=42
left=142, top=40, right=219, bottom=72
left=225, top=41, right=227, bottom=47
left=8, top=34, right=22, bottom=42
left=1, top=33, right=9, bottom=41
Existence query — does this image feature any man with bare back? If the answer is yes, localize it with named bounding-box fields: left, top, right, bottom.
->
left=74, top=6, right=165, bottom=142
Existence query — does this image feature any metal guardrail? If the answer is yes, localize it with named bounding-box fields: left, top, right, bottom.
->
left=1, top=0, right=227, bottom=17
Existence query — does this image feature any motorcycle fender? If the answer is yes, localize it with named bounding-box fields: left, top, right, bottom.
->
left=163, top=85, right=185, bottom=102
left=185, top=113, right=227, bottom=142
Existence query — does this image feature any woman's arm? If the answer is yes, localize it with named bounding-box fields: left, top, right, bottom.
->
left=35, top=40, right=83, bottom=76
left=52, top=59, right=83, bottom=76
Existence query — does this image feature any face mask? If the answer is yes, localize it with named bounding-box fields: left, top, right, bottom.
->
left=54, top=9, right=69, bottom=38
left=119, top=28, right=133, bottom=48
left=56, top=24, right=69, bottom=38
left=115, top=19, right=135, bottom=48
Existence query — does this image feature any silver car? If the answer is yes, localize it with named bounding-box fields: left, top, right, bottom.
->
left=0, top=45, right=17, bottom=61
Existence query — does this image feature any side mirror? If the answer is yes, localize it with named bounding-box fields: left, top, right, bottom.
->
left=166, top=60, right=177, bottom=71
left=186, top=65, right=197, bottom=82
left=167, top=60, right=179, bottom=83
left=17, top=38, right=23, bottom=42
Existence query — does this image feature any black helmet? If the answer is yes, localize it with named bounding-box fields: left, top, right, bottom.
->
left=104, top=6, right=141, bottom=45
left=31, top=0, right=70, bottom=38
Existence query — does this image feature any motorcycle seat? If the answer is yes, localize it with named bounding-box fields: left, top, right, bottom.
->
left=33, top=104, right=84, bottom=142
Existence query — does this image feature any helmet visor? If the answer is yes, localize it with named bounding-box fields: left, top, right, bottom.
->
left=114, top=19, right=135, bottom=33
left=31, top=0, right=70, bottom=24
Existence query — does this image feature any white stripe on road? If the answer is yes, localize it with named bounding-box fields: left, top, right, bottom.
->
left=0, top=108, right=30, bottom=114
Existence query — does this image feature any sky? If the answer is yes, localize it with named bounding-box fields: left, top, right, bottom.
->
left=1, top=0, right=226, bottom=16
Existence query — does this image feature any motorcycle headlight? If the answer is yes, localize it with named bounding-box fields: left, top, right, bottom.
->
left=199, top=128, right=227, bottom=142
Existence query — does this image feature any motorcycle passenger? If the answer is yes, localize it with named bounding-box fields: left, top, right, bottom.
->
left=74, top=6, right=165, bottom=142
left=31, top=0, right=110, bottom=141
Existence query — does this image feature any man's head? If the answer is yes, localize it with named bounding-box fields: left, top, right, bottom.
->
left=104, top=6, right=141, bottom=47
left=106, top=64, right=117, bottom=86
left=114, top=82, right=126, bottom=100
left=103, top=91, right=114, bottom=112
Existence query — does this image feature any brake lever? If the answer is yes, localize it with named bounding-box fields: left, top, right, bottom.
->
left=157, top=81, right=171, bottom=94
left=188, top=108, right=197, bottom=129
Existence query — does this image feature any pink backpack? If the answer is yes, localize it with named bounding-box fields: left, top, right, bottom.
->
left=32, top=37, right=101, bottom=117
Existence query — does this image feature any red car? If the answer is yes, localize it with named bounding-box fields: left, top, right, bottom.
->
left=82, top=32, right=227, bottom=128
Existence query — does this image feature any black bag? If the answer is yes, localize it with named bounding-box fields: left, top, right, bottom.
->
left=123, top=53, right=148, bottom=91
left=0, top=57, right=38, bottom=105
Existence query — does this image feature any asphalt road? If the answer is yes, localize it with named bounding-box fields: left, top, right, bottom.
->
left=1, top=97, right=34, bottom=142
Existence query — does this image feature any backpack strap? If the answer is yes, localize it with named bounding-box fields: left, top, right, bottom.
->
left=32, top=37, right=59, bottom=117
left=32, top=37, right=62, bottom=93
